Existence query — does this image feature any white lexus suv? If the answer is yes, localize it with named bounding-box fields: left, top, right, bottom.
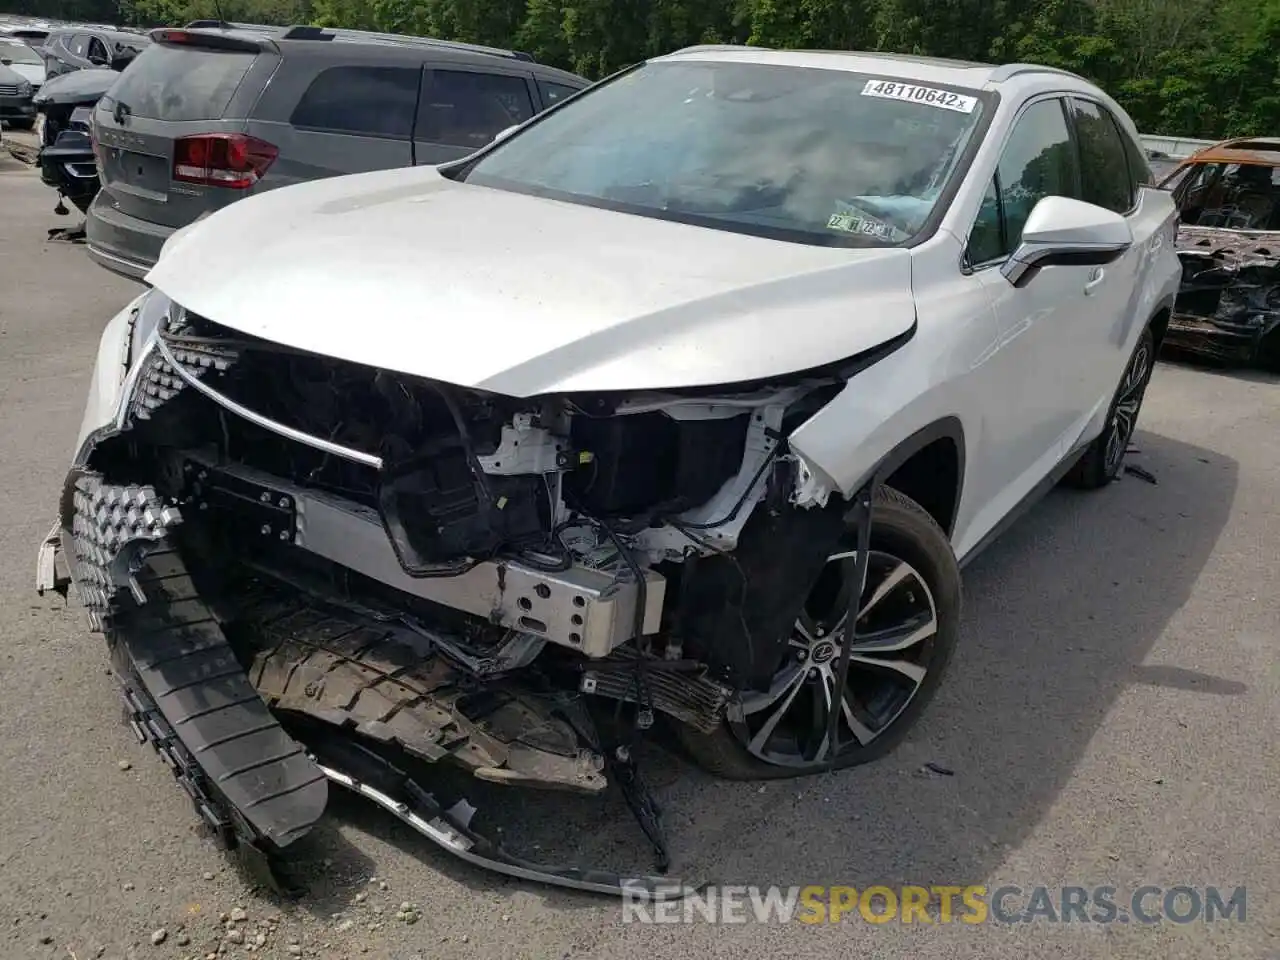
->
left=38, top=46, right=1180, bottom=891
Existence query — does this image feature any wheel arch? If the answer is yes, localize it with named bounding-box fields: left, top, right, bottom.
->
left=867, top=418, right=966, bottom=537
left=1148, top=297, right=1175, bottom=351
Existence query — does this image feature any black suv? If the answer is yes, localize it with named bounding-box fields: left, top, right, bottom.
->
left=85, top=22, right=590, bottom=280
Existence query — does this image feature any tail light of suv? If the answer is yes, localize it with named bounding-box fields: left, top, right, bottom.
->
left=172, top=134, right=278, bottom=189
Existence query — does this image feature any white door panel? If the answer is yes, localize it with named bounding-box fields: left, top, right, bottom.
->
left=959, top=96, right=1093, bottom=517
left=976, top=262, right=1093, bottom=468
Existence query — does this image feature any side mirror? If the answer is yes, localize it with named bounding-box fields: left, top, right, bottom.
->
left=1001, top=195, right=1133, bottom=288
left=491, top=124, right=519, bottom=144
left=87, top=52, right=108, bottom=66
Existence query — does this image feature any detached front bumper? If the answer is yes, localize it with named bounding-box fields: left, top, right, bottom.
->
left=46, top=475, right=330, bottom=861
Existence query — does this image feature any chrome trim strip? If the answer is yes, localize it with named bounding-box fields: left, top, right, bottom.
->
left=85, top=242, right=152, bottom=278
left=154, top=336, right=384, bottom=470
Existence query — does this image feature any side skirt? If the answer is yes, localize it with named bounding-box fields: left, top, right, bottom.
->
left=957, top=446, right=1087, bottom=571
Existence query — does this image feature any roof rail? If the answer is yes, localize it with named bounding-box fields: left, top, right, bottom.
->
left=184, top=20, right=279, bottom=32
left=670, top=43, right=772, bottom=55
left=986, top=62, right=1087, bottom=83
left=181, top=20, right=532, bottom=61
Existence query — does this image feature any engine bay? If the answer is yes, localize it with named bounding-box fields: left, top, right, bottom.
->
left=94, top=305, right=844, bottom=678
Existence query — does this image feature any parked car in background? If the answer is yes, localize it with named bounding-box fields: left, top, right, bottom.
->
left=1, top=36, right=45, bottom=92
left=85, top=22, right=589, bottom=280
left=44, top=48, right=1181, bottom=894
left=0, top=60, right=35, bottom=129
left=34, top=68, right=117, bottom=214
left=39, top=26, right=149, bottom=80
left=0, top=20, right=51, bottom=48
left=1158, top=137, right=1280, bottom=368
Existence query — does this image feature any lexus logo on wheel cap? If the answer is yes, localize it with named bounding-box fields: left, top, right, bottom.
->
left=810, top=641, right=836, bottom=664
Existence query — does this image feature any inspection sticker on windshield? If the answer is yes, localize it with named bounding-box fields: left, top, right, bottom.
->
left=861, top=79, right=978, bottom=113
left=827, top=213, right=894, bottom=239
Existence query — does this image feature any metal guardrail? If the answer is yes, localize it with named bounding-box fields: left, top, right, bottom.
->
left=1139, top=134, right=1217, bottom=159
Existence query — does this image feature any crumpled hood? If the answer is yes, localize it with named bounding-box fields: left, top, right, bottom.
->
left=147, top=165, right=918, bottom=397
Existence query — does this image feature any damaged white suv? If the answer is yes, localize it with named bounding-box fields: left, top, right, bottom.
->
left=39, top=47, right=1180, bottom=893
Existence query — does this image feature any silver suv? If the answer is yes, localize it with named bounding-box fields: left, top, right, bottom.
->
left=85, top=23, right=588, bottom=280
left=44, top=48, right=1180, bottom=894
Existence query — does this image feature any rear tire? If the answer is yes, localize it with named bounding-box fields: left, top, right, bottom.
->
left=1064, top=324, right=1156, bottom=490
left=678, top=485, right=962, bottom=781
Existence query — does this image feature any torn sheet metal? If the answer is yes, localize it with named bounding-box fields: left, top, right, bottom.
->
left=1167, top=225, right=1280, bottom=366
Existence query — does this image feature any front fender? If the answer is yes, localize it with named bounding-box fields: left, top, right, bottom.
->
left=787, top=334, right=974, bottom=505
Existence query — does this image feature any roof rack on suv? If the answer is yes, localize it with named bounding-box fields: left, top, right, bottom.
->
left=182, top=20, right=535, bottom=62
left=319, top=27, right=535, bottom=61
left=986, top=62, right=1087, bottom=83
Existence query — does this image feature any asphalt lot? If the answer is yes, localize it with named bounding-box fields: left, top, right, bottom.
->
left=1, top=132, right=1278, bottom=960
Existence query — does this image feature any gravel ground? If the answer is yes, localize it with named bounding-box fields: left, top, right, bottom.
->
left=1, top=133, right=1277, bottom=960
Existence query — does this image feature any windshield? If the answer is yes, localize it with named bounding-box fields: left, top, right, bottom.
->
left=1175, top=161, right=1280, bottom=232
left=460, top=60, right=988, bottom=247
left=0, top=38, right=41, bottom=64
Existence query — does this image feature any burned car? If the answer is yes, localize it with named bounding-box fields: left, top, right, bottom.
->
left=1160, top=137, right=1280, bottom=367
left=36, top=48, right=1180, bottom=894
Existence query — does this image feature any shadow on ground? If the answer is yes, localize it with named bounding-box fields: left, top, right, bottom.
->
left=280, top=427, right=1237, bottom=912
left=1159, top=346, right=1280, bottom=385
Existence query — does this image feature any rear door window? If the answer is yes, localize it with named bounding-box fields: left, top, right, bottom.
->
left=103, top=43, right=256, bottom=121
left=416, top=69, right=535, bottom=149
left=290, top=65, right=421, bottom=139
left=538, top=79, right=580, bottom=107
left=1069, top=97, right=1134, bottom=213
left=1114, top=118, right=1153, bottom=188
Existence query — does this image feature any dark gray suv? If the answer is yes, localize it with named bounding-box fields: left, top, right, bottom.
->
left=40, top=27, right=150, bottom=79
left=85, top=23, right=589, bottom=280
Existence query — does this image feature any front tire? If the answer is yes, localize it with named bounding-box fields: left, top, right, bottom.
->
left=1064, top=325, right=1156, bottom=490
left=678, top=485, right=962, bottom=781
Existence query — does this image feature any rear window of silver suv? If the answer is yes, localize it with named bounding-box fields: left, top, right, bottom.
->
left=103, top=42, right=256, bottom=121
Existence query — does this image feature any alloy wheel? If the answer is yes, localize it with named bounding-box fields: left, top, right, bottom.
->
left=1104, top=338, right=1153, bottom=474
left=729, top=549, right=938, bottom=769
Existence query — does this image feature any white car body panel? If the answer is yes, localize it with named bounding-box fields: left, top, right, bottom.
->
left=83, top=49, right=1180, bottom=571
left=790, top=72, right=1181, bottom=561
left=145, top=166, right=918, bottom=397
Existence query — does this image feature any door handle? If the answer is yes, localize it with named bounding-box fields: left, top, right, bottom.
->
left=1085, top=268, right=1105, bottom=295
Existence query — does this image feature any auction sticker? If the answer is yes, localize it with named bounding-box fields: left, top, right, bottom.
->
left=861, top=79, right=978, bottom=114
